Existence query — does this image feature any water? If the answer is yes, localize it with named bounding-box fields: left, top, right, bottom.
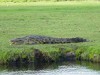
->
left=0, top=61, right=100, bottom=75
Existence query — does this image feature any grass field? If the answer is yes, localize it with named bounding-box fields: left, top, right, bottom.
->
left=0, top=2, right=100, bottom=64
left=0, top=0, right=99, bottom=2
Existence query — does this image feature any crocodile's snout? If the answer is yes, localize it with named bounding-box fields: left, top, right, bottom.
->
left=10, top=38, right=24, bottom=45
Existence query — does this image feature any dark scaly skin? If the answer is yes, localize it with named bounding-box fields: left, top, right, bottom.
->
left=10, top=35, right=87, bottom=45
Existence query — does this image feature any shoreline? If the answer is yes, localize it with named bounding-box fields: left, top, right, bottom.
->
left=0, top=45, right=99, bottom=65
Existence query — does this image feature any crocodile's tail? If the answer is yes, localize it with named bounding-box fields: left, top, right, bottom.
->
left=66, top=37, right=87, bottom=43
left=48, top=37, right=87, bottom=44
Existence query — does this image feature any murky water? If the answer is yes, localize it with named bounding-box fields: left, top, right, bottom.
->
left=0, top=61, right=100, bottom=75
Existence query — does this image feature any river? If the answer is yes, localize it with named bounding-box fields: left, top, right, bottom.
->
left=0, top=61, right=100, bottom=75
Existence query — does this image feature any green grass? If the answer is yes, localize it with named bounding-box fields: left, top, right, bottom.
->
left=0, top=0, right=99, bottom=2
left=0, top=2, right=100, bottom=64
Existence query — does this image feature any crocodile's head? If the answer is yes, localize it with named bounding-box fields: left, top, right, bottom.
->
left=10, top=38, right=24, bottom=45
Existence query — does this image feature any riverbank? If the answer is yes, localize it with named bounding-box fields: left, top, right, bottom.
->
left=0, top=2, right=100, bottom=64
left=0, top=44, right=100, bottom=65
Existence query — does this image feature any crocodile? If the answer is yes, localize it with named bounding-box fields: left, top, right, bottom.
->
left=10, top=35, right=87, bottom=45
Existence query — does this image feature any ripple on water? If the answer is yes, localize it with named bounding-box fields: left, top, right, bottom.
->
left=0, top=65, right=100, bottom=75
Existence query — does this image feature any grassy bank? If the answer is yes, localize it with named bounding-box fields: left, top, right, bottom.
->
left=0, top=2, right=100, bottom=64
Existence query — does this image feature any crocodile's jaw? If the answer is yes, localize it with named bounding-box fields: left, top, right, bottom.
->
left=10, top=39, right=24, bottom=45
